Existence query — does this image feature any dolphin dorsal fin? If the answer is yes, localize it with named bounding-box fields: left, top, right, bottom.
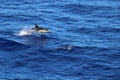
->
left=35, top=24, right=39, bottom=28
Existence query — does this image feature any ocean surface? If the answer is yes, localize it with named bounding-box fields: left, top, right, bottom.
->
left=0, top=0, right=120, bottom=80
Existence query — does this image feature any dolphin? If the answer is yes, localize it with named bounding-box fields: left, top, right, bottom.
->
left=31, top=24, right=49, bottom=33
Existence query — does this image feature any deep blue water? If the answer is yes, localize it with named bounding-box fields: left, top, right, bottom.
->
left=0, top=0, right=120, bottom=80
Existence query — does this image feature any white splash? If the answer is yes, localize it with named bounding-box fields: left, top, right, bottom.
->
left=16, top=27, right=34, bottom=36
left=19, top=30, right=31, bottom=36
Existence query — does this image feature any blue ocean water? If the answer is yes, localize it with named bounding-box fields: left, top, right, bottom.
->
left=0, top=0, right=120, bottom=80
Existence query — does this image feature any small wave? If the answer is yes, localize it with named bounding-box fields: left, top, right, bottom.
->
left=0, top=37, right=29, bottom=51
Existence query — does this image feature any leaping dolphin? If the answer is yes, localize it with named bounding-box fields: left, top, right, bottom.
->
left=31, top=24, right=49, bottom=33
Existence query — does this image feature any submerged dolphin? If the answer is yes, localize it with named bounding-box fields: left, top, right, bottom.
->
left=31, top=24, right=49, bottom=33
